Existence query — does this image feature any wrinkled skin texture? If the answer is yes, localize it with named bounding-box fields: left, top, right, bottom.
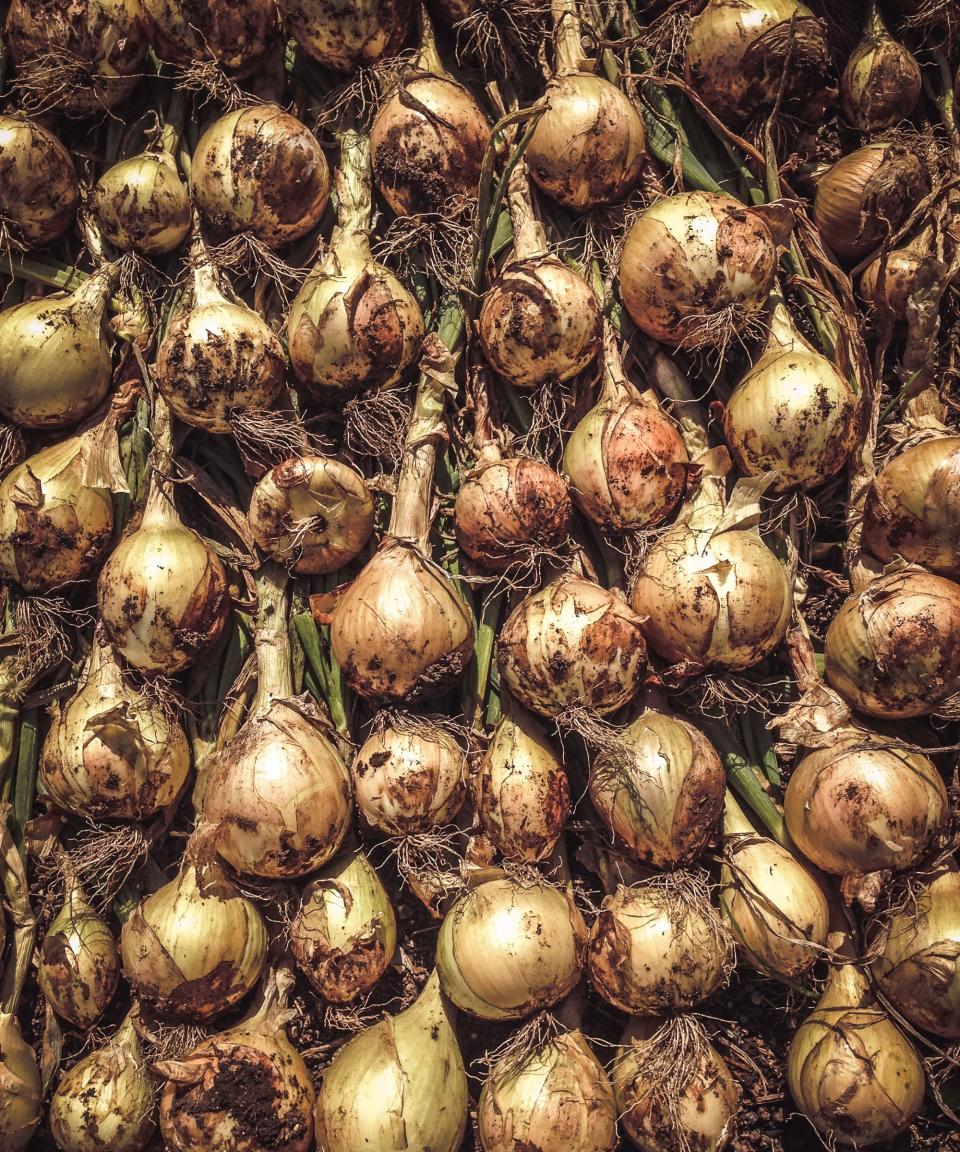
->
left=287, top=0, right=413, bottom=71
left=0, top=115, right=78, bottom=245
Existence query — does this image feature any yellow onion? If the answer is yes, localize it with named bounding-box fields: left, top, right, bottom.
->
left=841, top=5, right=921, bottom=131
left=120, top=847, right=268, bottom=1021
left=824, top=569, right=960, bottom=718
left=0, top=265, right=115, bottom=430
left=475, top=703, right=570, bottom=862
left=785, top=732, right=947, bottom=877
left=588, top=708, right=725, bottom=869
left=620, top=192, right=779, bottom=350
left=38, top=875, right=119, bottom=1028
left=858, top=229, right=932, bottom=322
left=787, top=951, right=925, bottom=1146
left=191, top=105, right=329, bottom=248
left=872, top=859, right=960, bottom=1038
left=497, top=573, right=648, bottom=718
left=684, top=0, right=835, bottom=126
left=314, top=969, right=468, bottom=1152
left=0, top=115, right=78, bottom=246
left=157, top=971, right=314, bottom=1152
left=249, top=455, right=375, bottom=575
left=92, top=150, right=191, bottom=257
left=142, top=0, right=278, bottom=71
left=612, top=1015, right=740, bottom=1152
left=720, top=791, right=830, bottom=978
left=288, top=130, right=424, bottom=396
left=40, top=634, right=190, bottom=820
left=49, top=1014, right=155, bottom=1152
left=5, top=0, right=146, bottom=115
left=290, top=849, right=397, bottom=1003
left=862, top=435, right=960, bottom=576
left=287, top=0, right=413, bottom=71
left=588, top=877, right=732, bottom=1014
left=352, top=712, right=466, bottom=835
left=478, top=1026, right=617, bottom=1152
left=813, top=144, right=928, bottom=263
left=722, top=293, right=858, bottom=491
left=437, top=878, right=585, bottom=1020
left=0, top=1012, right=41, bottom=1151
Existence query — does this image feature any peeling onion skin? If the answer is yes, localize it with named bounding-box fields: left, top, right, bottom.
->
left=38, top=884, right=120, bottom=1028
left=92, top=151, right=192, bottom=257
left=824, top=570, right=960, bottom=718
left=286, top=0, right=414, bottom=71
left=142, top=0, right=278, bottom=72
left=0, top=115, right=78, bottom=247
left=840, top=8, right=921, bottom=132
left=858, top=243, right=926, bottom=322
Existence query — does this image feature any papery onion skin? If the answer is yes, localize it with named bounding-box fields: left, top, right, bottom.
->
left=0, top=1013, right=42, bottom=1152
left=38, top=885, right=120, bottom=1027
left=142, top=0, right=278, bottom=71
left=286, top=0, right=413, bottom=71
left=858, top=243, right=926, bottom=322
left=0, top=115, right=78, bottom=246
left=840, top=11, right=921, bottom=131
left=824, top=569, right=960, bottom=718
left=92, top=151, right=191, bottom=257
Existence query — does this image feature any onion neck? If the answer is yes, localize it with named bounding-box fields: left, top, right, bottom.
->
left=142, top=398, right=181, bottom=528
left=552, top=0, right=586, bottom=76
left=723, top=790, right=758, bottom=838
left=763, top=289, right=807, bottom=356
left=191, top=257, right=227, bottom=309
left=73, top=263, right=117, bottom=320
left=598, top=328, right=639, bottom=407
left=507, top=163, right=549, bottom=260
left=252, top=562, right=293, bottom=712
left=333, top=130, right=374, bottom=250
left=469, top=368, right=501, bottom=459
left=414, top=3, right=445, bottom=75
left=405, top=967, right=458, bottom=1030
left=865, top=1, right=886, bottom=41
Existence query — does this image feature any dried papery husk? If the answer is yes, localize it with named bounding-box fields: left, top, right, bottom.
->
left=157, top=970, right=315, bottom=1152
left=249, top=455, right=375, bottom=575
left=588, top=708, right=725, bottom=870
left=612, top=1015, right=740, bottom=1152
left=314, top=969, right=468, bottom=1152
left=351, top=712, right=467, bottom=835
left=288, top=130, right=424, bottom=396
left=120, top=842, right=268, bottom=1021
left=92, top=149, right=191, bottom=257
left=721, top=292, right=858, bottom=491
left=436, top=877, right=586, bottom=1020
left=191, top=105, right=329, bottom=248
left=475, top=702, right=570, bottom=862
left=683, top=0, right=836, bottom=126
left=858, top=229, right=932, bottom=322
left=619, top=192, right=779, bottom=350
left=813, top=143, right=928, bottom=263
left=0, top=1012, right=42, bottom=1151
left=872, top=859, right=960, bottom=1038
left=49, top=1014, right=156, bottom=1152
left=287, top=0, right=413, bottom=71
left=0, top=264, right=115, bottom=430
left=824, top=568, right=960, bottom=718
left=38, top=873, right=119, bottom=1027
left=588, top=876, right=733, bottom=1014
left=0, top=115, right=78, bottom=246
left=497, top=573, right=648, bottom=718
left=142, top=0, right=278, bottom=71
left=840, top=4, right=921, bottom=131
left=784, top=731, right=947, bottom=878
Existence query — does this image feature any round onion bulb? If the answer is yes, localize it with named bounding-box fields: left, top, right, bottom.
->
left=287, top=0, right=413, bottom=71
left=858, top=233, right=930, bottom=323
left=92, top=150, right=191, bottom=257
left=436, top=878, right=585, bottom=1020
left=0, top=115, right=78, bottom=246
left=142, top=0, right=278, bottom=72
left=824, top=569, right=960, bottom=718
left=38, top=878, right=119, bottom=1028
left=841, top=6, right=921, bottom=131
left=0, top=1013, right=41, bottom=1151
left=620, top=192, right=778, bottom=350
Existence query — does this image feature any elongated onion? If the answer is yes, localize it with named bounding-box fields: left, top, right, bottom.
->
left=0, top=115, right=78, bottom=246
left=841, top=4, right=921, bottom=131
left=142, top=0, right=278, bottom=72
left=287, top=0, right=413, bottom=71
left=92, top=150, right=191, bottom=257
left=0, top=1013, right=41, bottom=1151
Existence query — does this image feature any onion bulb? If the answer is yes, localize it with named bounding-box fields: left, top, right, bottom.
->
left=0, top=1013, right=41, bottom=1151
left=478, top=1026, right=617, bottom=1152
left=288, top=130, right=424, bottom=396
left=120, top=846, right=267, bottom=1021
left=588, top=877, right=732, bottom=1014
left=813, top=143, right=928, bottom=262
left=619, top=192, right=779, bottom=350
left=0, top=115, right=78, bottom=247
left=824, top=569, right=960, bottom=718
left=249, top=455, right=375, bottom=575
left=191, top=105, right=329, bottom=248
left=497, top=573, right=648, bottom=718
left=314, top=969, right=468, bottom=1152
left=858, top=229, right=932, bottom=322
left=287, top=0, right=413, bottom=71
left=0, top=265, right=115, bottom=430
left=352, top=712, right=467, bottom=835
left=290, top=849, right=397, bottom=1003
left=49, top=1015, right=156, bottom=1152
left=684, top=0, right=836, bottom=126
left=841, top=5, right=921, bottom=131
left=588, top=708, right=725, bottom=870
left=142, top=0, right=278, bottom=72
left=92, top=150, right=191, bottom=257
left=436, top=877, right=585, bottom=1020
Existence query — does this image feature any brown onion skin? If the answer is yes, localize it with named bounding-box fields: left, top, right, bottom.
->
left=840, top=24, right=921, bottom=132
left=859, top=245, right=925, bottom=321
left=286, top=0, right=413, bottom=71
left=0, top=116, right=78, bottom=246
left=142, top=0, right=278, bottom=72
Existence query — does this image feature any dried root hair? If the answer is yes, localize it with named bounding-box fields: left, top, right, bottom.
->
left=343, top=386, right=414, bottom=467
left=202, top=233, right=305, bottom=308
left=448, top=0, right=550, bottom=74
left=141, top=1016, right=211, bottom=1062
left=0, top=418, right=25, bottom=479
left=385, top=825, right=466, bottom=908
left=373, top=198, right=477, bottom=294
left=64, top=821, right=152, bottom=912
left=10, top=49, right=137, bottom=118
left=477, top=1010, right=562, bottom=1077
left=13, top=596, right=89, bottom=685
left=170, top=59, right=257, bottom=112
left=230, top=404, right=310, bottom=471
left=368, top=707, right=471, bottom=750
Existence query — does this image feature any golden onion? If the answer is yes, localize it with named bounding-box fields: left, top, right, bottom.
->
left=92, top=150, right=191, bottom=257
left=287, top=0, right=413, bottom=72
left=0, top=1013, right=42, bottom=1151
left=841, top=4, right=921, bottom=131
left=0, top=115, right=78, bottom=246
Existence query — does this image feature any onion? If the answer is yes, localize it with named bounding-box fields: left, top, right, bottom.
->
left=619, top=192, right=779, bottom=350
left=858, top=230, right=931, bottom=322
left=684, top=0, right=836, bottom=126
left=0, top=265, right=115, bottom=430
left=813, top=144, right=928, bottom=262
left=92, top=150, right=191, bottom=257
left=0, top=1012, right=42, bottom=1151
left=841, top=4, right=921, bottom=131
left=588, top=708, right=725, bottom=869
left=288, top=130, right=424, bottom=396
left=588, top=877, right=732, bottom=1014
left=249, top=455, right=375, bottom=575
left=352, top=712, right=467, bottom=835
left=0, top=115, right=78, bottom=247
left=191, top=105, right=330, bottom=248
left=290, top=849, right=397, bottom=1004
left=436, top=877, right=585, bottom=1020
left=824, top=569, right=960, bottom=718
left=49, top=1015, right=156, bottom=1152
left=287, top=0, right=413, bottom=71
left=142, top=0, right=278, bottom=71
left=497, top=573, right=648, bottom=718
left=314, top=969, right=468, bottom=1152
